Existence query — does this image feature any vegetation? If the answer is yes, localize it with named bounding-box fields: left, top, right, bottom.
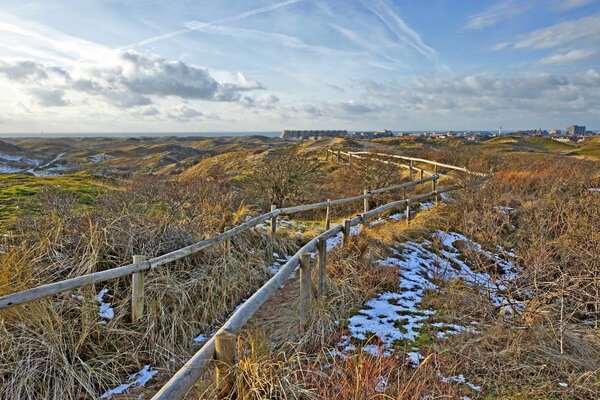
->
left=0, top=135, right=599, bottom=399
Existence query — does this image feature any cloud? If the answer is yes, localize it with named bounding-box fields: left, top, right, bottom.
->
left=362, top=0, right=438, bottom=61
left=513, top=14, right=600, bottom=49
left=240, top=94, right=280, bottom=109
left=29, top=88, right=69, bottom=107
left=337, top=69, right=600, bottom=125
left=556, top=0, right=596, bottom=10
left=492, top=42, right=510, bottom=51
left=540, top=48, right=600, bottom=64
left=124, top=0, right=303, bottom=49
left=290, top=101, right=384, bottom=119
left=0, top=60, right=69, bottom=82
left=139, top=107, right=160, bottom=117
left=466, top=0, right=530, bottom=30
left=0, top=51, right=265, bottom=108
left=167, top=105, right=204, bottom=122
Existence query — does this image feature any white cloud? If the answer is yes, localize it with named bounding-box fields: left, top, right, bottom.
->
left=0, top=51, right=266, bottom=108
left=514, top=14, right=600, bottom=49
left=556, top=0, right=596, bottom=10
left=29, top=88, right=69, bottom=107
left=123, top=0, right=303, bottom=49
left=539, top=48, right=600, bottom=64
left=0, top=11, right=112, bottom=64
left=362, top=0, right=438, bottom=62
left=466, top=0, right=529, bottom=29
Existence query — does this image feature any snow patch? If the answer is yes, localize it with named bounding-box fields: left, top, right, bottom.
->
left=340, top=231, right=518, bottom=357
left=96, top=288, right=114, bottom=321
left=100, top=365, right=157, bottom=398
left=89, top=153, right=113, bottom=163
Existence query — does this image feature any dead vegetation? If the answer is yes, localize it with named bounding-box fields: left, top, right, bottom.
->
left=1, top=138, right=599, bottom=399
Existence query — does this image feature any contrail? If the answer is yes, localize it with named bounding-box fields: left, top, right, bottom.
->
left=122, top=0, right=303, bottom=49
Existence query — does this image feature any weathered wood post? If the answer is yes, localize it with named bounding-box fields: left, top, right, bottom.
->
left=403, top=187, right=407, bottom=199
left=131, top=255, right=147, bottom=323
left=409, top=160, right=413, bottom=178
left=299, top=252, right=312, bottom=321
left=432, top=177, right=438, bottom=204
left=325, top=199, right=331, bottom=230
left=326, top=149, right=330, bottom=161
left=405, top=202, right=411, bottom=225
left=270, top=205, right=277, bottom=240
left=363, top=189, right=370, bottom=214
left=215, top=330, right=237, bottom=399
left=316, top=238, right=327, bottom=297
left=224, top=226, right=232, bottom=258
left=337, top=150, right=341, bottom=162
left=420, top=168, right=424, bottom=180
left=348, top=153, right=352, bottom=165
left=342, top=219, right=352, bottom=247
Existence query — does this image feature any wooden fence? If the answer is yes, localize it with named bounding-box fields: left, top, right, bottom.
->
left=0, top=150, right=484, bottom=399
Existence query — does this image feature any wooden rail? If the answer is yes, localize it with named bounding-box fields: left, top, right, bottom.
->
left=0, top=170, right=438, bottom=310
left=151, top=189, right=445, bottom=399
left=0, top=151, right=482, bottom=399
left=348, top=151, right=488, bottom=177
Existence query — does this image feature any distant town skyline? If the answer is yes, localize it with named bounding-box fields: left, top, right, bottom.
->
left=1, top=0, right=600, bottom=133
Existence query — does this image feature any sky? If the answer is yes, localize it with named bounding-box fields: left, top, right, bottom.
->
left=0, top=0, right=599, bottom=133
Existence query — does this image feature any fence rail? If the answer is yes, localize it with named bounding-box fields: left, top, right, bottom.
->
left=0, top=149, right=485, bottom=399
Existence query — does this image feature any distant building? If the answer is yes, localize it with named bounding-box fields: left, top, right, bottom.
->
left=567, top=125, right=586, bottom=135
left=350, top=129, right=393, bottom=139
left=280, top=130, right=348, bottom=140
left=549, top=129, right=562, bottom=135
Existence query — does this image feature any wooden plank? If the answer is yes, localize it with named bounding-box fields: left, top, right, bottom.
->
left=270, top=204, right=277, bottom=239
left=325, top=199, right=331, bottom=229
left=131, top=255, right=147, bottom=323
left=0, top=209, right=281, bottom=310
left=215, top=330, right=237, bottom=399
left=316, top=238, right=327, bottom=298
left=299, top=252, right=312, bottom=321
left=363, top=189, right=369, bottom=213
left=342, top=219, right=352, bottom=247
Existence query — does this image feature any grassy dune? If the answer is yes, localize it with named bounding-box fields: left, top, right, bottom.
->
left=1, top=136, right=599, bottom=399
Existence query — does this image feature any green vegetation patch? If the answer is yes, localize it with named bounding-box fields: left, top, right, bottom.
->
left=0, top=173, right=115, bottom=229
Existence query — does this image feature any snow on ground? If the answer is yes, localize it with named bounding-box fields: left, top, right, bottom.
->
left=589, top=188, right=600, bottom=192
left=96, top=288, right=115, bottom=321
left=0, top=164, right=22, bottom=173
left=100, top=365, right=157, bottom=398
left=89, top=153, right=114, bottom=163
left=338, top=230, right=518, bottom=392
left=268, top=253, right=293, bottom=275
left=0, top=152, right=41, bottom=165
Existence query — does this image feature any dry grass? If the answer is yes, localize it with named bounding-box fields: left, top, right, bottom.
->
left=0, top=174, right=298, bottom=399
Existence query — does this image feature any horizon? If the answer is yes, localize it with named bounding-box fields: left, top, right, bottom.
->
left=1, top=0, right=600, bottom=133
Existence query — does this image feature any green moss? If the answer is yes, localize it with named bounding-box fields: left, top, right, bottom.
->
left=0, top=173, right=115, bottom=230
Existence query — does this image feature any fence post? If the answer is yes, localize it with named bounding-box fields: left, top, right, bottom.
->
left=363, top=189, right=370, bottom=213
left=131, top=255, right=147, bottom=323
left=420, top=169, right=424, bottom=180
left=405, top=203, right=411, bottom=225
left=348, top=153, right=352, bottom=165
left=403, top=187, right=407, bottom=199
left=337, top=150, right=341, bottom=162
left=432, top=178, right=438, bottom=204
left=299, top=252, right=312, bottom=321
left=316, top=238, right=327, bottom=298
left=342, top=219, right=352, bottom=247
left=270, top=205, right=277, bottom=240
left=409, top=160, right=414, bottom=178
left=326, top=149, right=330, bottom=161
left=223, top=226, right=232, bottom=258
left=325, top=199, right=331, bottom=230
left=215, top=330, right=237, bottom=399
